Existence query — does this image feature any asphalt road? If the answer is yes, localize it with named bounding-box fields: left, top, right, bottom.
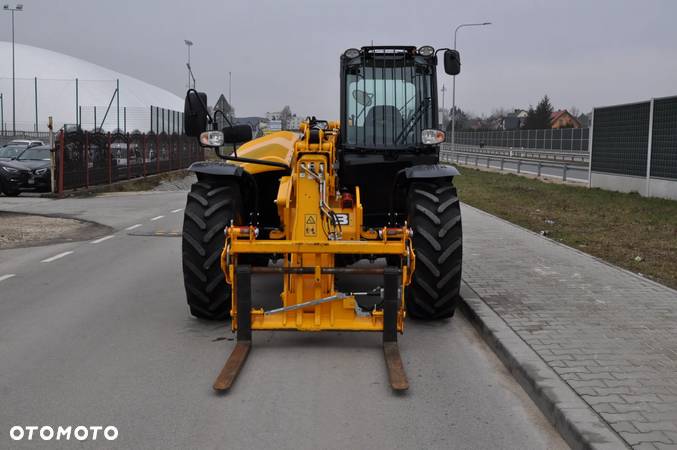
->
left=0, top=191, right=568, bottom=449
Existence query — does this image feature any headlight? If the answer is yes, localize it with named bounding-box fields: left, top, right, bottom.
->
left=421, top=129, right=446, bottom=145
left=1, top=165, right=19, bottom=173
left=199, top=131, right=224, bottom=147
left=35, top=168, right=48, bottom=175
left=344, top=48, right=360, bottom=59
left=418, top=46, right=434, bottom=56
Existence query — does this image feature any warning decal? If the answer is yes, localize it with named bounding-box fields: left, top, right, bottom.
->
left=304, top=214, right=317, bottom=236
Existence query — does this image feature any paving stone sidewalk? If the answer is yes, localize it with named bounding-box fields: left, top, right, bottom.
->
left=461, top=204, right=677, bottom=449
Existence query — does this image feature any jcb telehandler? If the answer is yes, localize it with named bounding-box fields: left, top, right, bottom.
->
left=182, top=46, right=463, bottom=391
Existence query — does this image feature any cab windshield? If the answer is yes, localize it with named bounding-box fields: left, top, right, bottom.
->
left=345, top=61, right=433, bottom=148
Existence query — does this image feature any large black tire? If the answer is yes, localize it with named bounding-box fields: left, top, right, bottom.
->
left=406, top=181, right=463, bottom=320
left=182, top=179, right=242, bottom=320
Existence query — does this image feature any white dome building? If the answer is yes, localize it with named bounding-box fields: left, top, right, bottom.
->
left=0, top=41, right=183, bottom=132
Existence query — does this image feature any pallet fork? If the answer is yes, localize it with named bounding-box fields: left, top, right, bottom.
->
left=213, top=264, right=408, bottom=392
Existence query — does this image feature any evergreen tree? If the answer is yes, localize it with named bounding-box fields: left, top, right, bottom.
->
left=524, top=106, right=536, bottom=129
left=524, top=95, right=553, bottom=129
left=534, top=95, right=554, bottom=129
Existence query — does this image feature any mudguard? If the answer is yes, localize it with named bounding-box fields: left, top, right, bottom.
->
left=188, top=161, right=246, bottom=178
left=389, top=164, right=460, bottom=217
left=401, top=163, right=460, bottom=180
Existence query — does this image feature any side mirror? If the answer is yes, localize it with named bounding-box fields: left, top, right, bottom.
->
left=184, top=91, right=208, bottom=137
left=444, top=50, right=461, bottom=76
left=222, top=125, right=252, bottom=144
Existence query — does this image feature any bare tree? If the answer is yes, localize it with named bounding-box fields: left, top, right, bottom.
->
left=490, top=107, right=510, bottom=119
left=280, top=105, right=292, bottom=130
left=446, top=106, right=471, bottom=132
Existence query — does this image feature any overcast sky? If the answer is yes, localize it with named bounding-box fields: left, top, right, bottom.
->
left=2, top=0, right=676, bottom=119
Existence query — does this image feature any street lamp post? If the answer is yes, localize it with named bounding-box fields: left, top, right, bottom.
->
left=451, top=21, right=491, bottom=152
left=184, top=39, right=193, bottom=89
left=441, top=84, right=446, bottom=126
left=3, top=4, right=24, bottom=135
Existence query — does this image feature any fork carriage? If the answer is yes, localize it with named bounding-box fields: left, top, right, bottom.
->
left=214, top=122, right=414, bottom=391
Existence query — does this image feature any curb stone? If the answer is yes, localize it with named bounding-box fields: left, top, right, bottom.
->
left=459, top=282, right=630, bottom=450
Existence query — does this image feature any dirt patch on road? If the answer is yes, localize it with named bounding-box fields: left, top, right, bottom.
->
left=0, top=212, right=112, bottom=249
left=152, top=173, right=197, bottom=191
left=114, top=170, right=193, bottom=192
left=53, top=170, right=193, bottom=198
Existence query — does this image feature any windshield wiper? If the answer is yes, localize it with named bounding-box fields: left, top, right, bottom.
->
left=396, top=97, right=431, bottom=144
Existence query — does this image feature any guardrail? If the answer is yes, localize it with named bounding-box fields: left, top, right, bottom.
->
left=440, top=148, right=589, bottom=183
left=442, top=143, right=589, bottom=163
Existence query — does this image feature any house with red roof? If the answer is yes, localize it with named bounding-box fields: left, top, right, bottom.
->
left=550, top=110, right=582, bottom=129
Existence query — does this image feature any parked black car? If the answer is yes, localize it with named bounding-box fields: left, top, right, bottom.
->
left=0, top=145, right=52, bottom=196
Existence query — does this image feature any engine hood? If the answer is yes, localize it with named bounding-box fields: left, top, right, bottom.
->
left=12, top=160, right=50, bottom=170
left=231, top=131, right=299, bottom=175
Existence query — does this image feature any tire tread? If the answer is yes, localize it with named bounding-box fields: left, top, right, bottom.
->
left=182, top=180, right=241, bottom=320
left=406, top=180, right=463, bottom=320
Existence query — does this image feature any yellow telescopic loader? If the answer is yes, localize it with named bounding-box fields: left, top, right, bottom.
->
left=182, top=46, right=463, bottom=391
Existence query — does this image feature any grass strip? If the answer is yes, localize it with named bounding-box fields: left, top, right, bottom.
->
left=454, top=167, right=677, bottom=289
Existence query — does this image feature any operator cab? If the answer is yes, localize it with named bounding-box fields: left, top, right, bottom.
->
left=338, top=46, right=460, bottom=226
left=340, top=46, right=459, bottom=151
left=341, top=46, right=437, bottom=150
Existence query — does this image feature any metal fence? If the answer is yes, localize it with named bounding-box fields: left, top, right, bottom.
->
left=590, top=95, right=677, bottom=199
left=54, top=130, right=201, bottom=193
left=651, top=96, right=677, bottom=180
left=74, top=106, right=183, bottom=134
left=0, top=77, right=183, bottom=134
left=453, top=128, right=590, bottom=151
left=590, top=101, right=650, bottom=177
left=149, top=106, right=184, bottom=134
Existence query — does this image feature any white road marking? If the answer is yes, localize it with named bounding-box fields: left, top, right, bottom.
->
left=150, top=215, right=164, bottom=221
left=41, top=251, right=74, bottom=263
left=0, top=274, right=16, bottom=282
left=170, top=208, right=183, bottom=213
left=125, top=224, right=143, bottom=231
left=91, top=235, right=115, bottom=244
